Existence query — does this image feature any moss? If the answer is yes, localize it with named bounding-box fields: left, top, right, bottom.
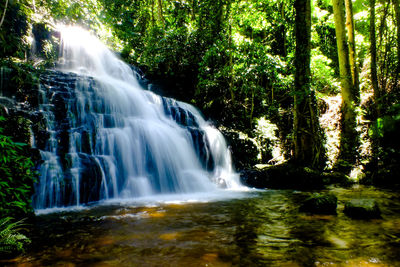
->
left=299, top=193, right=338, bottom=214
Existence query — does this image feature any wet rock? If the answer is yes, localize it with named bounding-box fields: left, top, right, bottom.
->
left=0, top=104, right=8, bottom=116
left=239, top=163, right=354, bottom=190
left=239, top=163, right=326, bottom=190
left=299, top=193, right=337, bottom=215
left=344, top=199, right=381, bottom=219
left=31, top=22, right=60, bottom=61
left=321, top=171, right=352, bottom=187
left=78, top=154, right=104, bottom=204
left=0, top=97, right=15, bottom=110
left=0, top=66, right=14, bottom=98
left=363, top=165, right=400, bottom=189
left=0, top=113, right=32, bottom=144
left=221, top=130, right=258, bottom=169
left=188, top=127, right=214, bottom=171
left=162, top=98, right=199, bottom=127
left=239, top=169, right=269, bottom=189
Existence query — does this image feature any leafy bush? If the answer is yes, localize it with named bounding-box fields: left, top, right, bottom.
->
left=311, top=48, right=338, bottom=94
left=369, top=104, right=400, bottom=143
left=0, top=116, right=37, bottom=218
left=0, top=59, right=41, bottom=107
left=0, top=0, right=31, bottom=59
left=0, top=217, right=31, bottom=256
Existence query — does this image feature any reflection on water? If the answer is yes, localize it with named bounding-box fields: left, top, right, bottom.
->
left=4, top=186, right=400, bottom=266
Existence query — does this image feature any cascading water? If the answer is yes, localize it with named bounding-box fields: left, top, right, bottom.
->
left=33, top=26, right=241, bottom=210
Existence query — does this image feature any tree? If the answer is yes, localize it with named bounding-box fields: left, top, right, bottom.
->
left=156, top=0, right=165, bottom=28
left=393, top=0, right=400, bottom=77
left=345, top=0, right=359, bottom=102
left=293, top=0, right=324, bottom=168
left=332, top=0, right=358, bottom=169
left=370, top=0, right=379, bottom=116
left=0, top=0, right=8, bottom=29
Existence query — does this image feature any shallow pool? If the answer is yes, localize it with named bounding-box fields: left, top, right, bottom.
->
left=5, top=186, right=400, bottom=266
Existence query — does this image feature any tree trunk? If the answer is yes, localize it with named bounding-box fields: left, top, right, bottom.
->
left=370, top=0, right=380, bottom=116
left=332, top=0, right=358, bottom=170
left=377, top=1, right=390, bottom=93
left=280, top=1, right=287, bottom=57
left=191, top=0, right=197, bottom=20
left=394, top=0, right=400, bottom=77
left=370, top=0, right=381, bottom=169
left=227, top=0, right=234, bottom=103
left=293, top=0, right=324, bottom=168
left=151, top=0, right=155, bottom=26
left=157, top=0, right=165, bottom=27
left=345, top=0, right=360, bottom=103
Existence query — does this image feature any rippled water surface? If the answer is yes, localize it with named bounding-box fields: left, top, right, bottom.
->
left=6, top=186, right=400, bottom=266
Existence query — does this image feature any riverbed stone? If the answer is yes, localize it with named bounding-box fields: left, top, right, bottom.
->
left=343, top=199, right=381, bottom=219
left=299, top=193, right=338, bottom=215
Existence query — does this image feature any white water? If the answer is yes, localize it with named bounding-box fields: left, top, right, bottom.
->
left=33, top=26, right=242, bottom=210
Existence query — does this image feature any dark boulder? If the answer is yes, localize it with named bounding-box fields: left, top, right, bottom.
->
left=221, top=130, right=259, bottom=169
left=240, top=163, right=326, bottom=190
left=321, top=171, right=352, bottom=187
left=239, top=162, right=353, bottom=190
left=299, top=193, right=337, bottom=214
left=343, top=199, right=381, bottom=219
left=240, top=169, right=270, bottom=189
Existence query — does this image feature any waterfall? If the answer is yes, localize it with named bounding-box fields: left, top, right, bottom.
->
left=32, top=26, right=241, bottom=209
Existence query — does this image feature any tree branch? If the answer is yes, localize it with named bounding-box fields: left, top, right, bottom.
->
left=0, top=0, right=9, bottom=29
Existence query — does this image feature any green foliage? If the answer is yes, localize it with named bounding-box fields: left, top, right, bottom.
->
left=0, top=0, right=32, bottom=59
left=312, top=2, right=339, bottom=76
left=193, top=0, right=295, bottom=130
left=311, top=48, right=338, bottom=94
left=369, top=104, right=400, bottom=140
left=37, top=0, right=102, bottom=28
left=0, top=59, right=40, bottom=107
left=0, top=116, right=37, bottom=218
left=93, top=0, right=296, bottom=127
left=0, top=217, right=31, bottom=256
left=369, top=117, right=392, bottom=139
left=4, top=0, right=398, bottom=173
left=31, top=22, right=59, bottom=62
left=141, top=26, right=191, bottom=76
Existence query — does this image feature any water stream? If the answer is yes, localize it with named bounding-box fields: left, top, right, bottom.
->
left=5, top=186, right=400, bottom=266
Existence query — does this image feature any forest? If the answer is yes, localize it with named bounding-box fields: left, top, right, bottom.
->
left=1, top=0, right=400, bottom=265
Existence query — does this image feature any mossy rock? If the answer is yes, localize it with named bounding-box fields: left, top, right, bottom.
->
left=343, top=199, right=381, bottom=219
left=299, top=193, right=337, bottom=215
left=322, top=172, right=353, bottom=187
left=240, top=163, right=327, bottom=190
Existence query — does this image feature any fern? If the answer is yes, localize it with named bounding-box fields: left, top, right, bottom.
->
left=0, top=115, right=37, bottom=218
left=0, top=217, right=31, bottom=255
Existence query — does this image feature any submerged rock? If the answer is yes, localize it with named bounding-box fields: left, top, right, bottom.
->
left=299, top=193, right=337, bottom=215
left=343, top=199, right=381, bottom=219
